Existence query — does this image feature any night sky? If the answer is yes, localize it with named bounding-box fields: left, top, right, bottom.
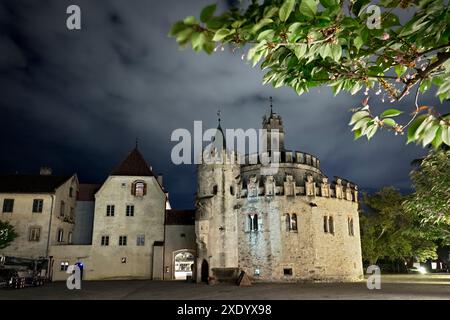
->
left=0, top=0, right=446, bottom=208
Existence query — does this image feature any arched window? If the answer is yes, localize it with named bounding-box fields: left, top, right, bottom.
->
left=328, top=216, right=334, bottom=235
left=285, top=213, right=291, bottom=231
left=249, top=214, right=258, bottom=232
left=348, top=217, right=354, bottom=236
left=213, top=185, right=218, bottom=195
left=291, top=214, right=298, bottom=231
left=323, top=216, right=328, bottom=233
left=132, top=181, right=147, bottom=197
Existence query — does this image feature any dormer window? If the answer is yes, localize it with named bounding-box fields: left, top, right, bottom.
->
left=132, top=181, right=147, bottom=197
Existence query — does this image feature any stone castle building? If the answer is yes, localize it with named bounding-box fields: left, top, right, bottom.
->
left=1, top=99, right=363, bottom=283
left=196, top=102, right=363, bottom=282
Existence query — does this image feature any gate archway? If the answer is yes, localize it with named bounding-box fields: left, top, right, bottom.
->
left=173, top=250, right=195, bottom=280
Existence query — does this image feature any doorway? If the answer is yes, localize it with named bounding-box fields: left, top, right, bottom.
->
left=201, top=259, right=209, bottom=283
left=173, top=251, right=195, bottom=280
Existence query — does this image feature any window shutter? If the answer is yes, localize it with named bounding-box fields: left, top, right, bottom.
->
left=143, top=183, right=147, bottom=196
left=131, top=182, right=136, bottom=196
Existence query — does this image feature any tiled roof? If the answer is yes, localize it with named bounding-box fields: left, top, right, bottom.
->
left=165, top=209, right=195, bottom=225
left=0, top=175, right=72, bottom=193
left=111, top=148, right=154, bottom=177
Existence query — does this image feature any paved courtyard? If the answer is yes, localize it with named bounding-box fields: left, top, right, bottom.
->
left=1, top=274, right=449, bottom=300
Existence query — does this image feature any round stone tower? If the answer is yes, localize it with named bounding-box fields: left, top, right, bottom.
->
left=195, top=119, right=240, bottom=283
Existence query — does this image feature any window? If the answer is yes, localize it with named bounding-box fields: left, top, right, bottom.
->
left=119, top=235, right=127, bottom=246
left=285, top=213, right=291, bottom=231
left=2, top=199, right=14, bottom=213
left=213, top=185, right=218, bottom=195
left=283, top=268, right=293, bottom=276
left=126, top=205, right=134, bottom=217
left=121, top=257, right=127, bottom=263
left=291, top=214, right=298, bottom=231
left=32, top=199, right=43, bottom=213
left=106, top=205, right=115, bottom=216
left=57, top=229, right=64, bottom=242
left=328, top=216, right=335, bottom=235
left=136, top=234, right=145, bottom=246
left=68, top=232, right=73, bottom=244
left=230, top=186, right=235, bottom=195
left=29, top=227, right=41, bottom=242
left=60, top=201, right=65, bottom=217
left=248, top=214, right=258, bottom=232
left=323, top=216, right=329, bottom=233
left=69, top=187, right=73, bottom=197
left=132, top=181, right=147, bottom=197
left=60, top=261, right=69, bottom=271
left=180, top=233, right=186, bottom=238
left=348, top=217, right=354, bottom=236
left=101, top=235, right=109, bottom=246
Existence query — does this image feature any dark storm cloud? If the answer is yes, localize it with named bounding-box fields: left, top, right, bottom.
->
left=0, top=0, right=447, bottom=208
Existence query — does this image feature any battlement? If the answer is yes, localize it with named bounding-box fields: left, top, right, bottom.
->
left=240, top=150, right=321, bottom=169
left=238, top=175, right=358, bottom=202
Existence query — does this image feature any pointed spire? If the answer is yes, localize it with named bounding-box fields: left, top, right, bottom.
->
left=217, top=109, right=221, bottom=126
left=269, top=96, right=273, bottom=115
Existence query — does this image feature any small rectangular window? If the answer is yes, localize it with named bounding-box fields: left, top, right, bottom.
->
left=32, top=199, right=43, bottom=213
left=2, top=199, right=14, bottom=213
left=101, top=235, right=109, bottom=246
left=119, top=235, right=127, bottom=246
left=29, top=227, right=41, bottom=241
left=323, top=216, right=328, bottom=233
left=60, top=201, right=65, bottom=217
left=136, top=234, right=145, bottom=246
left=126, top=205, right=134, bottom=217
left=69, top=187, right=73, bottom=197
left=328, top=216, right=335, bottom=235
left=283, top=268, right=293, bottom=276
left=57, top=229, right=64, bottom=242
left=60, top=261, right=69, bottom=271
left=106, top=205, right=115, bottom=216
left=68, top=232, right=73, bottom=244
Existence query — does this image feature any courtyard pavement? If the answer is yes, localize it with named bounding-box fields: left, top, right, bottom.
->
left=0, top=274, right=449, bottom=300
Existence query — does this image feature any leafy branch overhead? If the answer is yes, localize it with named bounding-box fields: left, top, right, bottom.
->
left=170, top=0, right=450, bottom=148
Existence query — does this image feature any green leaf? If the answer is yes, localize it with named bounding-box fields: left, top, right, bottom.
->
left=331, top=44, right=342, bottom=61
left=300, top=0, right=318, bottom=20
left=169, top=21, right=187, bottom=37
left=252, top=18, right=274, bottom=32
left=320, top=0, right=338, bottom=8
left=431, top=127, right=443, bottom=149
left=366, top=124, right=378, bottom=140
left=200, top=4, right=216, bottom=23
left=183, top=16, right=197, bottom=25
left=382, top=118, right=396, bottom=127
left=394, top=65, right=407, bottom=78
left=380, top=109, right=403, bottom=118
left=354, top=36, right=364, bottom=51
left=257, top=29, right=275, bottom=41
left=294, top=43, right=308, bottom=59
left=212, top=28, right=231, bottom=41
left=352, top=117, right=371, bottom=130
left=442, top=126, right=450, bottom=146
left=407, top=114, right=427, bottom=144
left=350, top=110, right=370, bottom=125
left=354, top=128, right=363, bottom=140
left=191, top=32, right=206, bottom=52
left=279, top=0, right=296, bottom=22
left=421, top=124, right=439, bottom=147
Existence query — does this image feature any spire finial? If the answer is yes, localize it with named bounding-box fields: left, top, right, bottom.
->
left=217, top=109, right=221, bottom=124
left=269, top=96, right=273, bottom=115
left=135, top=138, right=138, bottom=149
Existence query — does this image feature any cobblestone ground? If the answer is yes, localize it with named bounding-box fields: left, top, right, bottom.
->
left=1, top=274, right=449, bottom=300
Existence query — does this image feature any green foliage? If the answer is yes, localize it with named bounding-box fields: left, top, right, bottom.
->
left=0, top=220, right=18, bottom=249
left=170, top=0, right=450, bottom=147
left=360, top=187, right=438, bottom=264
left=403, top=149, right=450, bottom=244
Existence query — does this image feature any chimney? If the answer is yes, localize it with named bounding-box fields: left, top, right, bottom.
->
left=157, top=174, right=163, bottom=187
left=40, top=167, right=53, bottom=176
